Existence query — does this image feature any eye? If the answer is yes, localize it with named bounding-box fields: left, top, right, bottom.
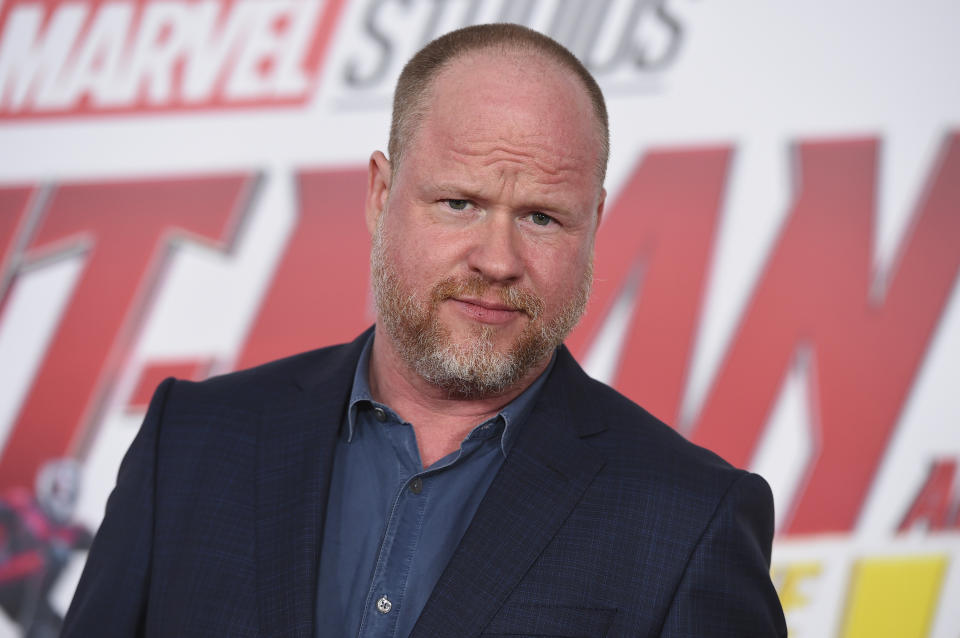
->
left=530, top=211, right=554, bottom=226
left=445, top=199, right=469, bottom=211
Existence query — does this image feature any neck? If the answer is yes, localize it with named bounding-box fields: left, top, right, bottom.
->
left=367, top=324, right=549, bottom=467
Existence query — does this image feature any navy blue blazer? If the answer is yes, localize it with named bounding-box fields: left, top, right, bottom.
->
left=63, top=329, right=786, bottom=637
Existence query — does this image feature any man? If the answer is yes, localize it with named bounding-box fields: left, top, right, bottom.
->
left=63, top=24, right=787, bottom=637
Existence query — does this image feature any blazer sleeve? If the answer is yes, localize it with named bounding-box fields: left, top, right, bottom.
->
left=660, top=472, right=788, bottom=637
left=61, top=377, right=175, bottom=638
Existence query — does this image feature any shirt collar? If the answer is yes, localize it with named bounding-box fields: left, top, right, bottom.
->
left=346, top=331, right=556, bottom=457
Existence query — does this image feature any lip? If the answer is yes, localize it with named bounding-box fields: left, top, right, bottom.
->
left=449, top=297, right=523, bottom=325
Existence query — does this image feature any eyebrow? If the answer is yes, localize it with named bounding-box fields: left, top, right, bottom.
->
left=421, top=180, right=574, bottom=215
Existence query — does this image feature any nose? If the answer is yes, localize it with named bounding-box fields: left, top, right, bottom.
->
left=466, top=213, right=524, bottom=283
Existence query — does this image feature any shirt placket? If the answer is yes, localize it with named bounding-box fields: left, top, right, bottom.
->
left=357, top=415, right=431, bottom=638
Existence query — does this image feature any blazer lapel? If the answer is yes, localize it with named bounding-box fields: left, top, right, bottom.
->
left=256, top=330, right=371, bottom=637
left=411, top=348, right=607, bottom=638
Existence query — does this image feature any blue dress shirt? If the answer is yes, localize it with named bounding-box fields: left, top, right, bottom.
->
left=315, top=333, right=553, bottom=637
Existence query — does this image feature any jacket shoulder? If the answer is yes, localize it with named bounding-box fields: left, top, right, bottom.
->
left=161, top=335, right=365, bottom=412
left=552, top=347, right=739, bottom=487
left=560, top=362, right=767, bottom=536
left=585, top=375, right=734, bottom=471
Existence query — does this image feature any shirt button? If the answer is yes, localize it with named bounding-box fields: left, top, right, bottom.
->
left=376, top=595, right=392, bottom=614
left=373, top=407, right=387, bottom=422
left=410, top=477, right=423, bottom=494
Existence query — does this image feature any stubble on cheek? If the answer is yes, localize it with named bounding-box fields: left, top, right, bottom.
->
left=370, top=221, right=593, bottom=398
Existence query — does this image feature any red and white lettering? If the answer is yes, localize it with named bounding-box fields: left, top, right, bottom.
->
left=0, top=174, right=253, bottom=490
left=689, top=134, right=960, bottom=535
left=237, top=167, right=370, bottom=369
left=567, top=147, right=731, bottom=424
left=0, top=186, right=34, bottom=307
left=223, top=0, right=321, bottom=100
left=2, top=135, right=956, bottom=538
left=899, top=459, right=959, bottom=533
left=0, top=0, right=347, bottom=117
left=0, top=2, right=87, bottom=111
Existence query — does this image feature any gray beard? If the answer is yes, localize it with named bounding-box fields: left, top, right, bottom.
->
left=370, top=220, right=591, bottom=399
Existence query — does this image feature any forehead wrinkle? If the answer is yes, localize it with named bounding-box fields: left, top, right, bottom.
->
left=448, top=140, right=584, bottom=184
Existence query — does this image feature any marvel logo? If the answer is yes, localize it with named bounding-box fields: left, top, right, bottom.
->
left=330, top=0, right=685, bottom=109
left=0, top=0, right=344, bottom=117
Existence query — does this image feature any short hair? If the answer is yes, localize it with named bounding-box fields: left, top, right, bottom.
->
left=389, top=23, right=609, bottom=183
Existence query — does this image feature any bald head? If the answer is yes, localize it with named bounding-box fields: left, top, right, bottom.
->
left=389, top=24, right=609, bottom=184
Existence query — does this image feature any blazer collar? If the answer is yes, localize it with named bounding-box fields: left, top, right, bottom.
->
left=411, top=346, right=608, bottom=637
left=256, top=328, right=371, bottom=637
left=256, top=333, right=607, bottom=638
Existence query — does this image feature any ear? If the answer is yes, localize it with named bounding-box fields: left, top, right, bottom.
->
left=594, top=187, right=606, bottom=229
left=365, top=151, right=392, bottom=234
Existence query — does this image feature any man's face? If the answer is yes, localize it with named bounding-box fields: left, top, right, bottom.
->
left=367, top=51, right=605, bottom=398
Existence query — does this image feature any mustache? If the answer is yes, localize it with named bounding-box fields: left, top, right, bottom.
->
left=430, top=276, right=544, bottom=320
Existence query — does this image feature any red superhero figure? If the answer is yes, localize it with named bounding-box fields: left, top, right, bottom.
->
left=0, top=459, right=92, bottom=638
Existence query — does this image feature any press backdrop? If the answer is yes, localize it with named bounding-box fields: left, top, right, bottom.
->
left=0, top=1, right=958, bottom=636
